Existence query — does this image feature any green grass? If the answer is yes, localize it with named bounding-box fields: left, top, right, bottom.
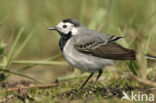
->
left=0, top=77, right=156, bottom=103
left=0, top=0, right=156, bottom=102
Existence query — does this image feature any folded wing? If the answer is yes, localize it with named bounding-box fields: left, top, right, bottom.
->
left=74, top=34, right=136, bottom=60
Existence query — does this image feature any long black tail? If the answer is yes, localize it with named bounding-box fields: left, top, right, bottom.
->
left=146, top=54, right=156, bottom=60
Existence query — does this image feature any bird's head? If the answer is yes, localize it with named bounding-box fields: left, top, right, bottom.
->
left=48, top=18, right=82, bottom=36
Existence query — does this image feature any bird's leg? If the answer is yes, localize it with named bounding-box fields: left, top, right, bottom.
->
left=79, top=73, right=94, bottom=89
left=92, top=69, right=103, bottom=88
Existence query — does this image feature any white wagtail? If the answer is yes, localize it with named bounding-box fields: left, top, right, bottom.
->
left=48, top=18, right=156, bottom=89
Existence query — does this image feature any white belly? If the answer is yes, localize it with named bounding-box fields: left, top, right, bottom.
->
left=63, top=39, right=114, bottom=73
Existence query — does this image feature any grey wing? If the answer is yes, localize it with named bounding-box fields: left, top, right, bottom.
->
left=74, top=34, right=108, bottom=51
left=74, top=30, right=123, bottom=51
left=74, top=32, right=136, bottom=60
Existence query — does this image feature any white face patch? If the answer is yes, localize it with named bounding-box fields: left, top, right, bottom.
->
left=56, top=21, right=78, bottom=35
left=71, top=27, right=78, bottom=35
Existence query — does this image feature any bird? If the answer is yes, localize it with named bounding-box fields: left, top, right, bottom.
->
left=48, top=18, right=156, bottom=89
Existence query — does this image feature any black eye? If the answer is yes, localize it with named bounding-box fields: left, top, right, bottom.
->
left=63, top=25, right=67, bottom=28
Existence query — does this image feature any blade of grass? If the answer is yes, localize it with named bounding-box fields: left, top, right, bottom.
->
left=136, top=46, right=147, bottom=79
left=12, top=60, right=68, bottom=66
left=5, top=28, right=24, bottom=69
left=17, top=54, right=62, bottom=72
left=6, top=28, right=37, bottom=70
left=13, top=28, right=36, bottom=59
left=5, top=83, right=58, bottom=92
left=43, top=53, right=62, bottom=61
left=145, top=28, right=154, bottom=54
left=0, top=69, right=44, bottom=83
left=5, top=54, right=63, bottom=80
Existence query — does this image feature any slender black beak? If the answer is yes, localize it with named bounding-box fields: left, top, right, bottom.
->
left=48, top=27, right=58, bottom=31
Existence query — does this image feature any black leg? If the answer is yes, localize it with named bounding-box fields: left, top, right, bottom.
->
left=79, top=73, right=94, bottom=89
left=92, top=69, right=103, bottom=88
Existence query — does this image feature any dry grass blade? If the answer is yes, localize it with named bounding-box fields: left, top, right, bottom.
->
left=5, top=83, right=58, bottom=92
left=136, top=46, right=147, bottom=79
left=129, top=73, right=156, bottom=87
left=0, top=69, right=44, bottom=83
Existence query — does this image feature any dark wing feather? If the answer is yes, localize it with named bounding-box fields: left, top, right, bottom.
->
left=75, top=41, right=136, bottom=60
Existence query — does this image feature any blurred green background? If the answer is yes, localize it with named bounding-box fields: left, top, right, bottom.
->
left=0, top=0, right=156, bottom=83
left=0, top=0, right=156, bottom=102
